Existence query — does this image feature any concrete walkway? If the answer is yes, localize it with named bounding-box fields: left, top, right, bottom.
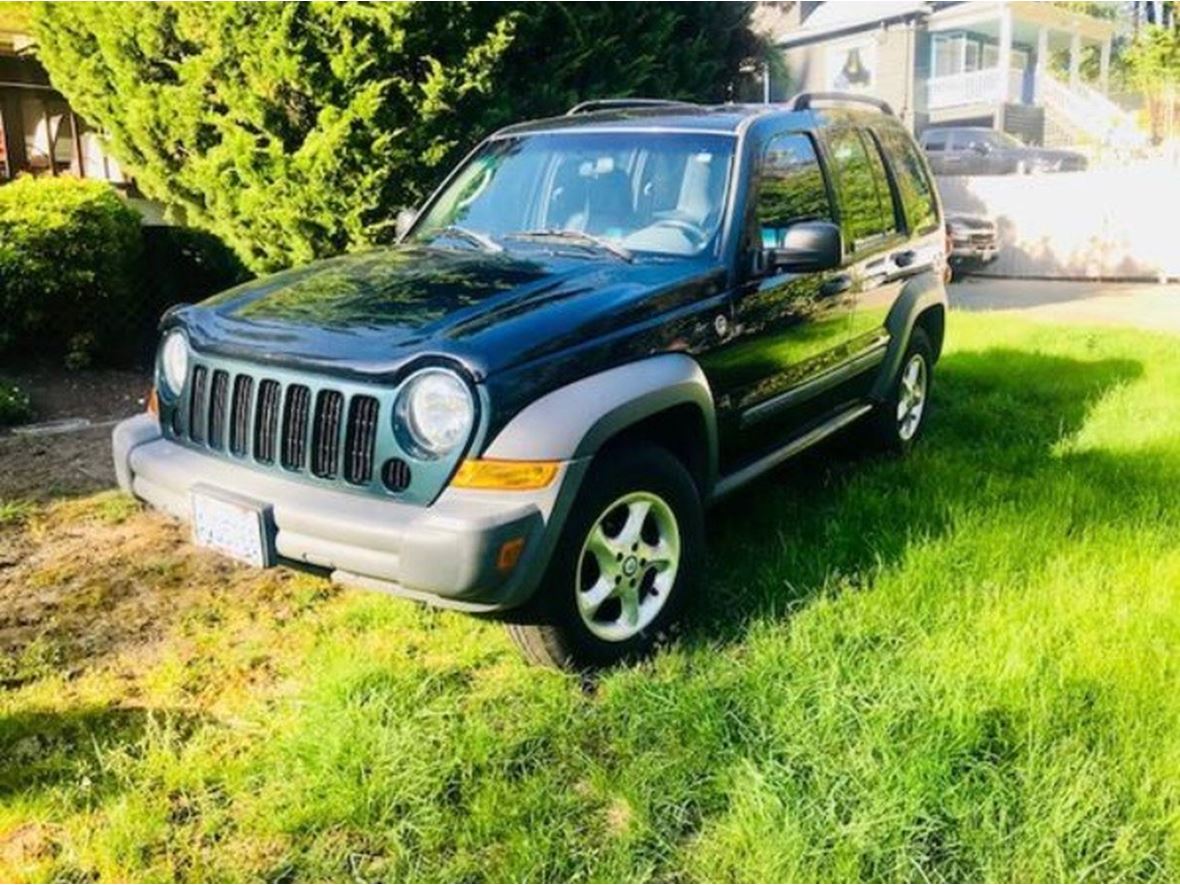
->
left=948, top=277, right=1180, bottom=335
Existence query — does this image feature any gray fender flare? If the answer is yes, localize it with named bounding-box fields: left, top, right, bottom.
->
left=480, top=353, right=717, bottom=610
left=871, top=270, right=948, bottom=402
left=484, top=353, right=718, bottom=487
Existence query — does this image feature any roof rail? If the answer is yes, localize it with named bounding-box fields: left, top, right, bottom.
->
left=789, top=92, right=895, bottom=116
left=566, top=98, right=698, bottom=116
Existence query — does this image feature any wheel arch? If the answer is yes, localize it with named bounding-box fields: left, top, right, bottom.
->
left=871, top=270, right=948, bottom=401
left=483, top=353, right=718, bottom=498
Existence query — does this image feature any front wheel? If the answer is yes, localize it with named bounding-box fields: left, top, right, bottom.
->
left=504, top=444, right=704, bottom=670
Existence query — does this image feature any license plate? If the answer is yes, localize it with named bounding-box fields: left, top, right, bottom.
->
left=191, top=488, right=271, bottom=568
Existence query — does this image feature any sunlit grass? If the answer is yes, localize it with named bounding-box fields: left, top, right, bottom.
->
left=2, top=314, right=1179, bottom=881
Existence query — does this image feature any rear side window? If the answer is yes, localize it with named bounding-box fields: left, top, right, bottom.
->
left=755, top=133, right=833, bottom=248
left=922, top=131, right=948, bottom=151
left=875, top=127, right=939, bottom=234
left=825, top=127, right=896, bottom=250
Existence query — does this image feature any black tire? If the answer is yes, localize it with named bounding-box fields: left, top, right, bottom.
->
left=504, top=443, right=704, bottom=670
left=868, top=326, right=934, bottom=455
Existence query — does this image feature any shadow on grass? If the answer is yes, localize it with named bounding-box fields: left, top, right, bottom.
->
left=0, top=703, right=206, bottom=801
left=687, top=347, right=1146, bottom=646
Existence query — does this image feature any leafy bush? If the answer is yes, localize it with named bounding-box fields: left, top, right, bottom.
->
left=0, top=175, right=142, bottom=367
left=0, top=378, right=33, bottom=426
left=0, top=177, right=252, bottom=367
left=33, top=2, right=763, bottom=272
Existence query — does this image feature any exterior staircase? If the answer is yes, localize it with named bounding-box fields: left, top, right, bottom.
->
left=1038, top=71, right=1147, bottom=149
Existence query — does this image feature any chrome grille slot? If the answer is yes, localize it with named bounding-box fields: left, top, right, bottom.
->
left=188, top=365, right=208, bottom=443
left=281, top=384, right=312, bottom=470
left=229, top=375, right=254, bottom=456
left=344, top=395, right=379, bottom=485
left=311, top=389, right=345, bottom=479
left=175, top=361, right=398, bottom=494
left=253, top=380, right=281, bottom=464
left=207, top=370, right=230, bottom=449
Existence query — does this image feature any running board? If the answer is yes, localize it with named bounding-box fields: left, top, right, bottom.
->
left=710, top=403, right=873, bottom=501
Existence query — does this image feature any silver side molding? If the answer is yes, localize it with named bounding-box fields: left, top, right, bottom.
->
left=711, top=403, right=873, bottom=501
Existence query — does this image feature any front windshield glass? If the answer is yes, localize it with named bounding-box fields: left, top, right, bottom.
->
left=412, top=131, right=736, bottom=258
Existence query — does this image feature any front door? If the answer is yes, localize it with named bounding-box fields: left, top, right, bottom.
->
left=700, top=131, right=855, bottom=467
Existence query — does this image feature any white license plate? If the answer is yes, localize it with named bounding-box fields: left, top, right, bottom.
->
left=191, top=490, right=269, bottom=567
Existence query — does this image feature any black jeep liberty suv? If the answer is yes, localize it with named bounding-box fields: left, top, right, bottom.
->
left=114, top=93, right=948, bottom=669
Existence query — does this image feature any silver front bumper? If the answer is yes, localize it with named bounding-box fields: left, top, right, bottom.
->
left=112, top=414, right=584, bottom=611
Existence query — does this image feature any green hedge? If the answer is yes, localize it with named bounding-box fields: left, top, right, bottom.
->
left=0, top=176, right=142, bottom=367
left=0, top=177, right=249, bottom=368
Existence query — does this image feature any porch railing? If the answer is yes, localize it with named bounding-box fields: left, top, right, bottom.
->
left=927, top=68, right=1032, bottom=109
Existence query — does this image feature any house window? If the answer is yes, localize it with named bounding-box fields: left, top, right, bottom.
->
left=964, top=40, right=981, bottom=72
left=982, top=43, right=999, bottom=69
left=20, top=95, right=79, bottom=176
left=932, top=34, right=964, bottom=77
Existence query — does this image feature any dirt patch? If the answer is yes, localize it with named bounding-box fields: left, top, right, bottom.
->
left=0, top=425, right=118, bottom=502
left=1, top=364, right=149, bottom=428
left=0, top=493, right=314, bottom=687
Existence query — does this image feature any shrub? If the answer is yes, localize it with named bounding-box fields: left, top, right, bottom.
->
left=0, top=377, right=33, bottom=426
left=33, top=2, right=763, bottom=272
left=0, top=176, right=142, bottom=366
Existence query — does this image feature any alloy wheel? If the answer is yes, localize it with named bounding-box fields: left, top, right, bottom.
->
left=575, top=491, right=681, bottom=642
left=896, top=353, right=928, bottom=441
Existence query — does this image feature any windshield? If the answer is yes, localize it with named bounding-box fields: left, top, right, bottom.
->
left=412, top=131, right=736, bottom=258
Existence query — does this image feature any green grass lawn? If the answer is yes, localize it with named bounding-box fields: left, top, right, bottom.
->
left=2, top=314, right=1180, bottom=882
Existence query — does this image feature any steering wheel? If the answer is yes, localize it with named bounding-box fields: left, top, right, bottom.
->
left=651, top=217, right=708, bottom=247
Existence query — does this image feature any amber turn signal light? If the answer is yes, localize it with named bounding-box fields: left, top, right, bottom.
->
left=450, top=459, right=559, bottom=490
left=146, top=386, right=159, bottom=416
left=496, top=537, right=526, bottom=572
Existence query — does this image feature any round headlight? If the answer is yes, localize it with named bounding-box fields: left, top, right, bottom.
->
left=160, top=330, right=189, bottom=395
left=394, top=369, right=474, bottom=459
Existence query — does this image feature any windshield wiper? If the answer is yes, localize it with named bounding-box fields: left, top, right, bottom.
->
left=506, top=229, right=633, bottom=262
left=428, top=225, right=503, bottom=254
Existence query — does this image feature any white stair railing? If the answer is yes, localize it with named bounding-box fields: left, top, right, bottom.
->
left=1038, top=71, right=1146, bottom=147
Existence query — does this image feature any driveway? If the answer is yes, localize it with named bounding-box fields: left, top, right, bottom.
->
left=949, top=277, right=1180, bottom=334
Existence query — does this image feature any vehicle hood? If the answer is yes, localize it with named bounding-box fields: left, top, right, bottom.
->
left=171, top=244, right=721, bottom=380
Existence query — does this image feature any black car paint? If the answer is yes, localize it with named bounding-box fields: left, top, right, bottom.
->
left=163, top=105, right=943, bottom=478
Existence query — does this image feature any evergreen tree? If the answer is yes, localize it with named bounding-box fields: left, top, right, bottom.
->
left=33, top=2, right=761, bottom=271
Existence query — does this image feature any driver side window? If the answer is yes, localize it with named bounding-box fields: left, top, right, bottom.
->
left=755, top=133, right=833, bottom=250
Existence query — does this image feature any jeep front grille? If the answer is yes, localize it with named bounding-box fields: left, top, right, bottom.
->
left=183, top=365, right=382, bottom=489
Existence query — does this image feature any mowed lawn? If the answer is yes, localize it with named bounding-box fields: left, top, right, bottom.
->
left=2, top=314, right=1180, bottom=882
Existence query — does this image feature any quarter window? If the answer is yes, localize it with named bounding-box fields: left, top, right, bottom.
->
left=754, top=133, right=833, bottom=249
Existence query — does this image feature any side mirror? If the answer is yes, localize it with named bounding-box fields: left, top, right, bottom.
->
left=972, top=142, right=991, bottom=155
left=394, top=207, right=417, bottom=241
left=766, top=220, right=843, bottom=274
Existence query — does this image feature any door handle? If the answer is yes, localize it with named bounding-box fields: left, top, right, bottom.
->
left=820, top=274, right=853, bottom=298
left=892, top=249, right=916, bottom=268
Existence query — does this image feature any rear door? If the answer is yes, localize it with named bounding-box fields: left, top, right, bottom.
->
left=818, top=125, right=910, bottom=392
left=846, top=125, right=943, bottom=358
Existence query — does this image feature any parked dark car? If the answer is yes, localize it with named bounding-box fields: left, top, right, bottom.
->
left=920, top=126, right=1087, bottom=175
left=114, top=94, right=949, bottom=669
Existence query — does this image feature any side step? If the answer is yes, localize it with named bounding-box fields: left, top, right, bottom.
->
left=710, top=403, right=873, bottom=501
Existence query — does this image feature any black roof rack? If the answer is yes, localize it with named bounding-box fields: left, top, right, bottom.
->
left=789, top=92, right=895, bottom=116
left=566, top=98, right=699, bottom=116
